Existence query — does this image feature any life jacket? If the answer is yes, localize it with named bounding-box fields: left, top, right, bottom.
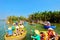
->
left=48, top=31, right=55, bottom=38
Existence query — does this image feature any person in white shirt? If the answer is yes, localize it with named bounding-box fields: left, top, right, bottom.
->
left=44, top=21, right=51, bottom=26
left=47, top=21, right=51, bottom=26
left=20, top=24, right=24, bottom=28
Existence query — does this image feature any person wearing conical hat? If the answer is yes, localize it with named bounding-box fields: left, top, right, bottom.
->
left=31, top=30, right=40, bottom=40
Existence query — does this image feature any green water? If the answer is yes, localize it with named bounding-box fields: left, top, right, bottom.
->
left=0, top=21, right=60, bottom=40
left=0, top=21, right=43, bottom=40
left=23, top=22, right=45, bottom=40
left=0, top=21, right=8, bottom=40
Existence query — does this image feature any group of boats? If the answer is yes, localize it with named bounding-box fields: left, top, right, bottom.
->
left=4, top=21, right=60, bottom=40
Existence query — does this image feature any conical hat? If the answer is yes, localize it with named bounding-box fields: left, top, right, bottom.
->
left=35, top=30, right=40, bottom=35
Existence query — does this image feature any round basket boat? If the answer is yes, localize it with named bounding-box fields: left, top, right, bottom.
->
left=5, top=29, right=27, bottom=40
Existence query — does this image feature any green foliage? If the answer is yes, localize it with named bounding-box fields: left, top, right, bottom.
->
left=7, top=11, right=60, bottom=23
left=28, top=11, right=60, bottom=23
left=7, top=16, right=27, bottom=24
left=19, top=16, right=26, bottom=20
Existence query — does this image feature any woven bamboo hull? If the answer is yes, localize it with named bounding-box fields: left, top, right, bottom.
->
left=5, top=31, right=27, bottom=40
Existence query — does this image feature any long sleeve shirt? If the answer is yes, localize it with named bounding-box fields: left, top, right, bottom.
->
left=31, top=34, right=40, bottom=40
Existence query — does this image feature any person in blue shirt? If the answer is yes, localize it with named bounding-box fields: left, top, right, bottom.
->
left=7, top=27, right=13, bottom=36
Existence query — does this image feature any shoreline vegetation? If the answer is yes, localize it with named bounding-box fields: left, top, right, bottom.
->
left=7, top=11, right=60, bottom=24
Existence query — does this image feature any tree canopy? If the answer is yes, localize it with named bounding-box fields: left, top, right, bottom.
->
left=7, top=11, right=60, bottom=23
left=28, top=11, right=60, bottom=23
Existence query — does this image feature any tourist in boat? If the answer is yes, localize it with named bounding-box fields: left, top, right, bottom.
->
left=31, top=34, right=40, bottom=40
left=12, top=22, right=20, bottom=36
left=12, top=23, right=16, bottom=31
left=19, top=20, right=24, bottom=25
left=19, top=24, right=24, bottom=28
left=44, top=21, right=51, bottom=29
left=7, top=27, right=13, bottom=36
left=44, top=21, right=51, bottom=26
left=40, top=32, right=45, bottom=40
left=14, top=22, right=21, bottom=36
left=15, top=22, right=19, bottom=29
left=47, top=28, right=56, bottom=40
left=31, top=30, right=40, bottom=40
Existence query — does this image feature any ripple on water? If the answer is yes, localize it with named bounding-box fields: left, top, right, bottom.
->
left=0, top=21, right=7, bottom=40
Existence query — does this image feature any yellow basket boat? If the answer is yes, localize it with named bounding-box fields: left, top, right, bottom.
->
left=40, top=31, right=59, bottom=40
left=5, top=29, right=27, bottom=40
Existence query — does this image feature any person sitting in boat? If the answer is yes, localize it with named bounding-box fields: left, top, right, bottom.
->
left=44, top=21, right=51, bottom=29
left=47, top=28, right=56, bottom=40
left=15, top=22, right=19, bottom=29
left=31, top=34, right=40, bottom=40
left=12, top=23, right=16, bottom=31
left=12, top=23, right=20, bottom=36
left=44, top=21, right=51, bottom=26
left=7, top=27, right=13, bottom=36
left=20, top=20, right=24, bottom=25
left=19, top=24, right=24, bottom=28
left=15, top=23, right=21, bottom=36
left=40, top=32, right=45, bottom=40
left=31, top=30, right=40, bottom=40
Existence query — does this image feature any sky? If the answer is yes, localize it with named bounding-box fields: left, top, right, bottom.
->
left=0, top=0, right=60, bottom=19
